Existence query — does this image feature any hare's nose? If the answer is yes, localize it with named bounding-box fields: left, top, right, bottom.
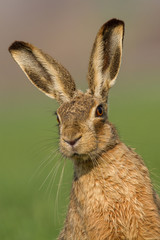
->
left=63, top=135, right=82, bottom=146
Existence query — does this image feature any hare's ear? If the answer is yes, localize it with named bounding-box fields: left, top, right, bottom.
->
left=9, top=41, right=76, bottom=104
left=88, top=19, right=124, bottom=100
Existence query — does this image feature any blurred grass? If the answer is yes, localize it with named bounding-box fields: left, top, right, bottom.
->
left=0, top=72, right=160, bottom=239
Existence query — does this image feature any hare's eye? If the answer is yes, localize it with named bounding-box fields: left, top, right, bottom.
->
left=55, top=112, right=60, bottom=124
left=57, top=115, right=60, bottom=124
left=96, top=105, right=103, bottom=117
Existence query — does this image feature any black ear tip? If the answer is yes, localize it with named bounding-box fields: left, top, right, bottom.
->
left=8, top=41, right=27, bottom=52
left=103, top=18, right=125, bottom=30
left=110, top=18, right=124, bottom=25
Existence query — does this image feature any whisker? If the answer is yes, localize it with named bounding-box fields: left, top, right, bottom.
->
left=46, top=156, right=63, bottom=197
left=39, top=154, right=62, bottom=191
left=54, top=157, right=66, bottom=222
left=29, top=148, right=60, bottom=182
left=38, top=150, right=60, bottom=177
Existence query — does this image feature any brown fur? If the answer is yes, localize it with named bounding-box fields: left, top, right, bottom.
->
left=9, top=18, right=160, bottom=239
left=57, top=92, right=160, bottom=239
left=9, top=41, right=76, bottom=103
left=88, top=19, right=124, bottom=99
left=59, top=143, right=160, bottom=239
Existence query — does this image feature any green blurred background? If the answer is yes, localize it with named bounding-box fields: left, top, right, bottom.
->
left=1, top=0, right=160, bottom=239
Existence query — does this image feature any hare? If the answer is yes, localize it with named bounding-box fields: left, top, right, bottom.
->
left=9, top=18, right=160, bottom=239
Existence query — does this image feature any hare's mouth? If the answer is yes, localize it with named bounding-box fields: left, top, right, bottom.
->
left=72, top=153, right=90, bottom=161
left=73, top=153, right=79, bottom=157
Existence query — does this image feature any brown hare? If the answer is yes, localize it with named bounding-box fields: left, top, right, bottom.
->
left=9, top=19, right=160, bottom=239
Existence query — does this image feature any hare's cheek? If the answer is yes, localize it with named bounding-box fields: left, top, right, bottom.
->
left=78, top=132, right=97, bottom=154
left=94, top=119, right=105, bottom=135
left=97, top=124, right=112, bottom=149
left=93, top=120, right=112, bottom=150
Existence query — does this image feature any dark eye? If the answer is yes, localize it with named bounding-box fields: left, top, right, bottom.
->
left=96, top=105, right=104, bottom=117
left=55, top=112, right=60, bottom=124
left=57, top=115, right=60, bottom=124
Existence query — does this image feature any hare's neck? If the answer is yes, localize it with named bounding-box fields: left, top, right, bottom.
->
left=72, top=142, right=151, bottom=204
left=73, top=142, right=127, bottom=181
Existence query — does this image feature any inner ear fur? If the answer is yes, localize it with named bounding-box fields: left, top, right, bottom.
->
left=88, top=19, right=124, bottom=100
left=9, top=41, right=76, bottom=104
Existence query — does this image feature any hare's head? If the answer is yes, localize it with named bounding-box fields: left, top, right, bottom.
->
left=9, top=19, right=124, bottom=161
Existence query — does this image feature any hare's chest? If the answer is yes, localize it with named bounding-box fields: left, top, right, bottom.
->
left=72, top=177, right=143, bottom=239
left=73, top=173, right=130, bottom=211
